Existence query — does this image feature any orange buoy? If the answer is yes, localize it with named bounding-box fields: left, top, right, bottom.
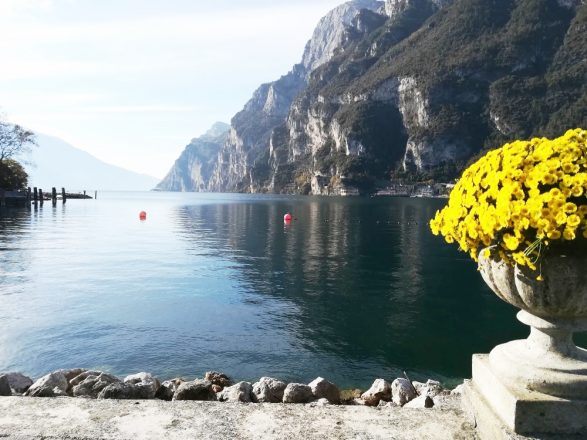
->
left=284, top=213, right=292, bottom=223
left=139, top=211, right=147, bottom=220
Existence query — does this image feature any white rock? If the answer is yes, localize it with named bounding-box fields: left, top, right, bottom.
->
left=451, top=384, right=464, bottom=396
left=391, top=378, right=417, bottom=406
left=252, top=377, right=287, bottom=403
left=218, top=381, right=255, bottom=403
left=308, top=377, right=340, bottom=404
left=124, top=372, right=161, bottom=399
left=72, top=372, right=121, bottom=398
left=361, top=379, right=391, bottom=406
left=403, top=394, right=434, bottom=409
left=25, top=371, right=69, bottom=397
left=282, top=383, right=313, bottom=403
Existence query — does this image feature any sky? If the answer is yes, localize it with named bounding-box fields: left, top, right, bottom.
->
left=0, top=0, right=344, bottom=179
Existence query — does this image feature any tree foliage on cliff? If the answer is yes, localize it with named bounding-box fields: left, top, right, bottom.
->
left=295, top=0, right=587, bottom=185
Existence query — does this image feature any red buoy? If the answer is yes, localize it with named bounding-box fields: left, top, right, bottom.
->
left=284, top=213, right=292, bottom=223
left=139, top=211, right=147, bottom=220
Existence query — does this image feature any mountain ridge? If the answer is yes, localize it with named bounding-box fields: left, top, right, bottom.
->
left=158, top=0, right=587, bottom=195
left=25, top=133, right=159, bottom=191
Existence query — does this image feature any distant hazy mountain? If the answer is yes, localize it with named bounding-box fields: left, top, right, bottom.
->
left=24, top=133, right=159, bottom=191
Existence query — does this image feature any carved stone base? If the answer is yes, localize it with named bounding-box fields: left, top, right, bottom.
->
left=462, top=354, right=587, bottom=439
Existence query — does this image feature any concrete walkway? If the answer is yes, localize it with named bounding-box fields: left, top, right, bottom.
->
left=0, top=396, right=476, bottom=440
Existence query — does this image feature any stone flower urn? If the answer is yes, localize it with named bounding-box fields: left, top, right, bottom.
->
left=462, top=248, right=587, bottom=438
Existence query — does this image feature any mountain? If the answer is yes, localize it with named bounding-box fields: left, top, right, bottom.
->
left=160, top=0, right=587, bottom=195
left=156, top=122, right=229, bottom=192
left=25, top=133, right=159, bottom=191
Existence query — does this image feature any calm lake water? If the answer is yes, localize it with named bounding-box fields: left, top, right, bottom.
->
left=2, top=191, right=569, bottom=388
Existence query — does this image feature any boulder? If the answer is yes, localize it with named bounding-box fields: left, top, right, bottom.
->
left=0, top=375, right=11, bottom=396
left=412, top=381, right=427, bottom=395
left=308, top=377, right=340, bottom=404
left=97, top=382, right=155, bottom=400
left=218, top=381, right=256, bottom=403
left=155, top=379, right=183, bottom=401
left=391, top=378, right=417, bottom=406
left=360, top=379, right=391, bottom=406
left=204, top=371, right=232, bottom=387
left=421, top=379, right=443, bottom=398
left=59, top=368, right=86, bottom=383
left=72, top=372, right=121, bottom=398
left=25, top=371, right=69, bottom=397
left=70, top=371, right=104, bottom=387
left=124, top=372, right=161, bottom=399
left=252, top=377, right=287, bottom=403
left=1, top=372, right=33, bottom=394
left=172, top=380, right=216, bottom=401
left=450, top=384, right=464, bottom=396
left=282, top=383, right=313, bottom=403
left=403, top=394, right=434, bottom=409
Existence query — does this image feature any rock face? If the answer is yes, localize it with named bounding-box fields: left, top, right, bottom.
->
left=217, top=381, right=255, bottom=403
left=160, top=0, right=586, bottom=195
left=1, top=373, right=33, bottom=394
left=252, top=377, right=287, bottom=403
left=361, top=379, right=391, bottom=406
left=172, top=380, right=216, bottom=401
left=282, top=383, right=313, bottom=403
left=308, top=377, right=340, bottom=404
left=301, top=0, right=384, bottom=73
left=391, top=378, right=417, bottom=406
left=156, top=122, right=229, bottom=192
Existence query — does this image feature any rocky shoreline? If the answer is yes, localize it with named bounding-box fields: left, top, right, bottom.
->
left=0, top=369, right=462, bottom=410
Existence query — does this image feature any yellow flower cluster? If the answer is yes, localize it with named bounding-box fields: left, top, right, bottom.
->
left=430, top=128, right=587, bottom=270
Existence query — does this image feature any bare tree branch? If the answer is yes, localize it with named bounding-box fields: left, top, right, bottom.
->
left=0, top=119, right=37, bottom=165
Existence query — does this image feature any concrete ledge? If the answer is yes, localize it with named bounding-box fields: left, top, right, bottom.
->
left=470, top=354, right=587, bottom=436
left=0, top=396, right=476, bottom=440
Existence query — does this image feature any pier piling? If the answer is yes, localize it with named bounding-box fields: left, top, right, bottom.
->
left=39, top=189, right=44, bottom=206
left=33, top=187, right=38, bottom=204
left=52, top=188, right=57, bottom=206
left=62, top=188, right=66, bottom=204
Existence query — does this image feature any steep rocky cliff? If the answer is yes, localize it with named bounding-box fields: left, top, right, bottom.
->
left=159, top=0, right=587, bottom=195
left=156, top=122, right=229, bottom=192
left=207, top=0, right=385, bottom=193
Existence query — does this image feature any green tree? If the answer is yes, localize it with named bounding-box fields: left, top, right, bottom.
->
left=0, top=118, right=36, bottom=190
left=0, top=159, right=28, bottom=190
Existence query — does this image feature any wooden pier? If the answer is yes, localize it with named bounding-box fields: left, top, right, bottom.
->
left=0, top=187, right=96, bottom=208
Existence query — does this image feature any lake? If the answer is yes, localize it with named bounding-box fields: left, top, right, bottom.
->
left=0, top=192, right=547, bottom=388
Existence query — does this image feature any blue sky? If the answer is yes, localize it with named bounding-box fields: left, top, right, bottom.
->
left=0, top=0, right=344, bottom=178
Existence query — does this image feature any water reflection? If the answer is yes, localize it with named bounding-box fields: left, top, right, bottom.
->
left=173, top=197, right=527, bottom=384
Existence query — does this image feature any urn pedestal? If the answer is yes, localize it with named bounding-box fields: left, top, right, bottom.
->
left=462, top=251, right=587, bottom=439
